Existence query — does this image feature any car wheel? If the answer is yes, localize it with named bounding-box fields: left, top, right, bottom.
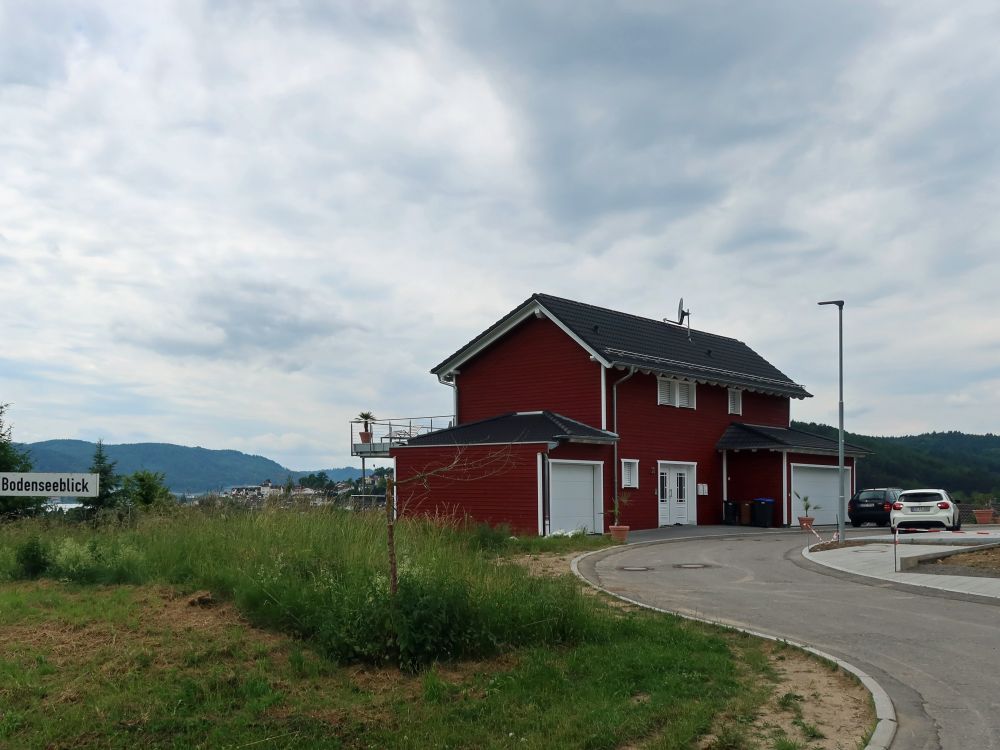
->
left=877, top=520, right=889, bottom=527
left=953, top=517, right=962, bottom=531
left=851, top=520, right=861, bottom=528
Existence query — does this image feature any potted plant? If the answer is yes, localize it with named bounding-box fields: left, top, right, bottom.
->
left=795, top=492, right=820, bottom=529
left=973, top=500, right=995, bottom=525
left=357, top=411, right=376, bottom=444
left=608, top=491, right=632, bottom=543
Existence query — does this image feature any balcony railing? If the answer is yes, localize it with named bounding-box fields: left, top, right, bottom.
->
left=350, top=415, right=454, bottom=457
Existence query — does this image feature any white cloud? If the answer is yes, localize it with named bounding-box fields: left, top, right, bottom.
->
left=2, top=0, right=999, bottom=467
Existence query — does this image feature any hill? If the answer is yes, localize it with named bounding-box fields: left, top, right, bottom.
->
left=792, top=422, right=1000, bottom=498
left=19, top=440, right=360, bottom=494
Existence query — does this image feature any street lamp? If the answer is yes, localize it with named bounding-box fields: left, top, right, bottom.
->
left=818, top=300, right=845, bottom=542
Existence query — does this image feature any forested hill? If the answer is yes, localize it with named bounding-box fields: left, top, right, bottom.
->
left=792, top=422, right=1000, bottom=497
left=18, top=440, right=360, bottom=494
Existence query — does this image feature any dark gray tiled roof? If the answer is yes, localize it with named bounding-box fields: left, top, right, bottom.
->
left=432, top=293, right=811, bottom=399
left=399, top=411, right=618, bottom=447
left=716, top=423, right=869, bottom=456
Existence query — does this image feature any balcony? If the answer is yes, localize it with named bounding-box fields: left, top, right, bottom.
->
left=350, top=415, right=454, bottom=458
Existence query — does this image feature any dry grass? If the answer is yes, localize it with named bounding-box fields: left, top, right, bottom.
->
left=937, top=546, right=1000, bottom=573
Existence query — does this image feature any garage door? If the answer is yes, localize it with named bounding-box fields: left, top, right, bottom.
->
left=791, top=465, right=852, bottom=527
left=549, top=463, right=601, bottom=534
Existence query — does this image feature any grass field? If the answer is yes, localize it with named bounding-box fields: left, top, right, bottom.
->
left=0, top=509, right=842, bottom=749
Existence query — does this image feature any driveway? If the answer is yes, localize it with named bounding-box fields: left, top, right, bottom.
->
left=576, top=529, right=1000, bottom=750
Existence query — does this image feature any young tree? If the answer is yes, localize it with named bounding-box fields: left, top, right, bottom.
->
left=121, top=470, right=173, bottom=508
left=86, top=440, right=121, bottom=511
left=0, top=403, right=41, bottom=518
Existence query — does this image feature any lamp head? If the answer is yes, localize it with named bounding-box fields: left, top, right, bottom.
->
left=818, top=300, right=844, bottom=308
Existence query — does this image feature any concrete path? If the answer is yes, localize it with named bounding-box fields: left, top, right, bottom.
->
left=576, top=526, right=1000, bottom=750
left=804, top=530, right=1000, bottom=600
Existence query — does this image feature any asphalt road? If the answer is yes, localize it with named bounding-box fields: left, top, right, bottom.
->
left=578, top=532, right=1000, bottom=750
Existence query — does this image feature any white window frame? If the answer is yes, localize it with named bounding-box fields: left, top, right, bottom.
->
left=657, top=376, right=696, bottom=409
left=621, top=458, right=639, bottom=488
left=728, top=388, right=743, bottom=415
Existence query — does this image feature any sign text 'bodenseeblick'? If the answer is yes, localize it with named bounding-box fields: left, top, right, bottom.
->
left=0, top=473, right=100, bottom=497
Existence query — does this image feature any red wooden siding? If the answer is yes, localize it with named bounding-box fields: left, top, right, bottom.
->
left=392, top=443, right=545, bottom=535
left=606, top=371, right=792, bottom=528
left=741, top=390, right=791, bottom=425
left=725, top=450, right=784, bottom=525
left=456, top=316, right=602, bottom=426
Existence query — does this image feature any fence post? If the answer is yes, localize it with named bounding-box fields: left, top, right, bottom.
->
left=386, top=477, right=398, bottom=597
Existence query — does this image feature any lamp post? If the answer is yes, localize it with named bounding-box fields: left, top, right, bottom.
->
left=818, top=300, right=845, bottom=542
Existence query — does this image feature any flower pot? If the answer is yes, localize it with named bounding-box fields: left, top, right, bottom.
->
left=608, top=525, right=630, bottom=543
left=797, top=516, right=815, bottom=529
left=973, top=508, right=995, bottom=525
left=359, top=431, right=373, bottom=444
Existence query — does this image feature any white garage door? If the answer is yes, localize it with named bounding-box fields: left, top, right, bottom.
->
left=791, top=465, right=852, bottom=527
left=549, top=463, right=601, bottom=534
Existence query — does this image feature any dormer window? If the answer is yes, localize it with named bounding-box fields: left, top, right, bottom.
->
left=657, top=377, right=696, bottom=409
left=728, top=388, right=743, bottom=415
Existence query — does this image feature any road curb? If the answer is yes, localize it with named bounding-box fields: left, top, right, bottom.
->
left=572, top=544, right=898, bottom=750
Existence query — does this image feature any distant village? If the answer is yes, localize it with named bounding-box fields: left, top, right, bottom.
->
left=206, top=468, right=391, bottom=508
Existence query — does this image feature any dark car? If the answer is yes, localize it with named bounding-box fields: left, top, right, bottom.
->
left=848, top=488, right=902, bottom=527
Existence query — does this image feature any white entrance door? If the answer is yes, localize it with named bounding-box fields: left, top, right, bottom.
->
left=658, top=463, right=693, bottom=526
left=549, top=462, right=601, bottom=534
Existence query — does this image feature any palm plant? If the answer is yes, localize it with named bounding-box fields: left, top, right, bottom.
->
left=611, top=491, right=632, bottom=526
left=795, top=491, right=820, bottom=515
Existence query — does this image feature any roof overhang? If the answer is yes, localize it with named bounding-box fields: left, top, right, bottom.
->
left=716, top=423, right=870, bottom=456
left=605, top=355, right=810, bottom=400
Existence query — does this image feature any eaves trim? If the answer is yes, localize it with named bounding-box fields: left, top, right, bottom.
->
left=606, top=349, right=810, bottom=399
left=392, top=440, right=552, bottom=449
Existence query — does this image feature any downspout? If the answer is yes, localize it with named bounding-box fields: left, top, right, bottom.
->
left=611, top=367, right=637, bottom=499
left=438, top=371, right=458, bottom=424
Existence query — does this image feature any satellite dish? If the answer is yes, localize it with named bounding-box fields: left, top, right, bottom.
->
left=677, top=298, right=692, bottom=340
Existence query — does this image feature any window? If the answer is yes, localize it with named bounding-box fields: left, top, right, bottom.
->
left=621, top=459, right=639, bottom=488
left=728, top=388, right=742, bottom=415
left=657, top=377, right=696, bottom=409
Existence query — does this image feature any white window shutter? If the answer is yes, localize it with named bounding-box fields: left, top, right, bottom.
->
left=622, top=460, right=638, bottom=488
left=728, top=388, right=742, bottom=415
left=676, top=381, right=692, bottom=408
left=657, top=378, right=674, bottom=406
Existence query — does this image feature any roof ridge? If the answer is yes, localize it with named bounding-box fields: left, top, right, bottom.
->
left=533, top=292, right=744, bottom=345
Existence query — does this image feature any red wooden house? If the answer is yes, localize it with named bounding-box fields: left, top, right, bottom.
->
left=391, top=293, right=864, bottom=535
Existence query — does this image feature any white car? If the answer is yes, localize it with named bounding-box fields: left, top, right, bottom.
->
left=891, top=489, right=961, bottom=532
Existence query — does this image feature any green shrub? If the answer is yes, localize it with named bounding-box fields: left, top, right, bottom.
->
left=51, top=539, right=98, bottom=582
left=106, top=543, right=146, bottom=584
left=14, top=536, right=50, bottom=579
left=466, top=521, right=512, bottom=553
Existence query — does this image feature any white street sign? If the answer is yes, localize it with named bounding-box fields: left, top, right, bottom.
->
left=0, top=473, right=99, bottom=497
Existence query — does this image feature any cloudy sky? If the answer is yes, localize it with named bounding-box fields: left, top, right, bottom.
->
left=2, top=0, right=999, bottom=469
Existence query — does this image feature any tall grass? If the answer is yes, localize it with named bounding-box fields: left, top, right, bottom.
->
left=0, top=509, right=605, bottom=670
